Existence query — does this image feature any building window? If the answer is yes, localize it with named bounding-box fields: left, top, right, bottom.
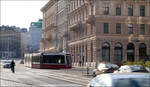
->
left=102, top=43, right=110, bottom=62
left=140, top=24, right=145, bottom=34
left=128, top=5, right=133, bottom=16
left=140, top=6, right=145, bottom=17
left=85, top=44, right=87, bottom=62
left=128, top=24, right=133, bottom=34
left=127, top=43, right=135, bottom=62
left=116, top=4, right=121, bottom=16
left=139, top=43, right=147, bottom=60
left=104, top=23, right=109, bottom=34
left=104, top=4, right=109, bottom=15
left=116, top=23, right=121, bottom=34
left=114, top=43, right=122, bottom=63
left=85, top=24, right=87, bottom=35
left=91, top=42, right=93, bottom=62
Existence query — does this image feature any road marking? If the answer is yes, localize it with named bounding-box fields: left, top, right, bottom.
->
left=37, top=72, right=88, bottom=86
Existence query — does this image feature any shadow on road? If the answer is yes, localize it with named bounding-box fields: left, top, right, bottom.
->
left=0, top=78, right=33, bottom=86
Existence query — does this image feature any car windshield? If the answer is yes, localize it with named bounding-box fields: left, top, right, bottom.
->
left=114, top=78, right=150, bottom=87
left=4, top=61, right=11, bottom=63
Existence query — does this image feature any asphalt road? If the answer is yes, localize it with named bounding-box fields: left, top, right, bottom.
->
left=0, top=59, right=84, bottom=87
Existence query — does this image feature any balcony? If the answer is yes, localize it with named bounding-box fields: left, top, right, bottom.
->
left=86, top=15, right=95, bottom=24
left=40, top=38, right=45, bottom=42
left=43, top=23, right=56, bottom=32
left=69, top=21, right=82, bottom=31
left=45, top=34, right=52, bottom=41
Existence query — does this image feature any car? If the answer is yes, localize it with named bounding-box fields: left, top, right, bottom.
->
left=87, top=73, right=150, bottom=87
left=3, top=61, right=11, bottom=68
left=114, top=65, right=149, bottom=73
left=92, top=63, right=119, bottom=77
left=20, top=59, right=24, bottom=64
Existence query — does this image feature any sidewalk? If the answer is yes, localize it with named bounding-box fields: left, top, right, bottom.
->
left=61, top=67, right=94, bottom=77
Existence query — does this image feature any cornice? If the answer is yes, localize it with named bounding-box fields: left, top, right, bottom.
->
left=41, top=0, right=57, bottom=12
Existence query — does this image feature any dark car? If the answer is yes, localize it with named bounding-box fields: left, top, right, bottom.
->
left=3, top=61, right=11, bottom=68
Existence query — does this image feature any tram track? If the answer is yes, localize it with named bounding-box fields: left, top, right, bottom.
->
left=26, top=68, right=90, bottom=86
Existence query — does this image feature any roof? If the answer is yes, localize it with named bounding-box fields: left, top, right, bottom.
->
left=98, top=73, right=150, bottom=80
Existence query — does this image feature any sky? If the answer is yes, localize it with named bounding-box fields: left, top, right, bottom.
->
left=1, top=0, right=49, bottom=29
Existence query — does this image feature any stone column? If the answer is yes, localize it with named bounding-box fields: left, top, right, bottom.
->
left=123, top=43, right=127, bottom=62
left=135, top=43, right=139, bottom=62
left=110, top=46, right=114, bottom=63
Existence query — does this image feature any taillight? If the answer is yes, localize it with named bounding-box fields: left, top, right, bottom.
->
left=105, top=68, right=114, bottom=72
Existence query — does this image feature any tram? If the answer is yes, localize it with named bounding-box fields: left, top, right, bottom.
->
left=24, top=52, right=72, bottom=69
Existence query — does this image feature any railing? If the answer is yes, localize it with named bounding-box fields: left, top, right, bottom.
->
left=69, top=21, right=82, bottom=31
left=86, top=15, right=95, bottom=24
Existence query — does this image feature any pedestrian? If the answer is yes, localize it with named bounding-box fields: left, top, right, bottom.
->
left=10, top=59, right=15, bottom=73
left=79, top=60, right=81, bottom=67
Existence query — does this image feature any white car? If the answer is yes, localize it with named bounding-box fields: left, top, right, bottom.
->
left=20, top=59, right=24, bottom=64
left=3, top=61, right=11, bottom=68
left=93, top=63, right=119, bottom=77
left=114, top=65, right=148, bottom=73
left=87, top=73, right=150, bottom=87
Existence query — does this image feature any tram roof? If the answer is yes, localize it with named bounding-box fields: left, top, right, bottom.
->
left=42, top=52, right=71, bottom=56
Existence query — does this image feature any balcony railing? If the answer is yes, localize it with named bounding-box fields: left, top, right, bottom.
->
left=43, top=23, right=55, bottom=32
left=69, top=21, right=82, bottom=31
left=40, top=38, right=45, bottom=42
left=86, top=15, right=95, bottom=24
left=45, top=34, right=52, bottom=41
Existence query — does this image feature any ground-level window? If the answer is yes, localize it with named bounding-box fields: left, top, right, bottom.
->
left=139, top=43, right=147, bottom=61
left=102, top=43, right=110, bottom=62
left=114, top=43, right=122, bottom=63
left=127, top=43, right=135, bottom=62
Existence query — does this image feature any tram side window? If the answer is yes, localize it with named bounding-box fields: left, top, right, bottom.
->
left=32, top=55, right=40, bottom=62
left=56, top=55, right=65, bottom=64
left=43, top=55, right=65, bottom=64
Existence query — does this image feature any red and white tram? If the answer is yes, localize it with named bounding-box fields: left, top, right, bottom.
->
left=24, top=52, right=72, bottom=69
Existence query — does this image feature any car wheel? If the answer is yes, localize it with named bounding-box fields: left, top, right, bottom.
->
left=93, top=72, right=96, bottom=77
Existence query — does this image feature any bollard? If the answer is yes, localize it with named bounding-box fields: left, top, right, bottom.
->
left=87, top=67, right=89, bottom=75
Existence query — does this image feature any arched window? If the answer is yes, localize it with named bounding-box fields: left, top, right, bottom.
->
left=102, top=42, right=110, bottom=62
left=114, top=43, right=122, bottom=63
left=139, top=43, right=147, bottom=60
left=127, top=43, right=135, bottom=62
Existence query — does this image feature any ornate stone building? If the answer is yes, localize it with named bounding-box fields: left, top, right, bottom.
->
left=41, top=0, right=150, bottom=68
left=41, top=0, right=69, bottom=53
left=40, top=0, right=57, bottom=53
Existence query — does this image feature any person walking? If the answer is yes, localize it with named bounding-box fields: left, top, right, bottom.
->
left=10, top=60, right=15, bottom=73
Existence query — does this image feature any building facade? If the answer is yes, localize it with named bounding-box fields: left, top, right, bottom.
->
left=28, top=19, right=42, bottom=53
left=41, top=0, right=69, bottom=53
left=41, top=0, right=150, bottom=68
left=0, top=25, right=28, bottom=58
left=40, top=0, right=57, bottom=53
